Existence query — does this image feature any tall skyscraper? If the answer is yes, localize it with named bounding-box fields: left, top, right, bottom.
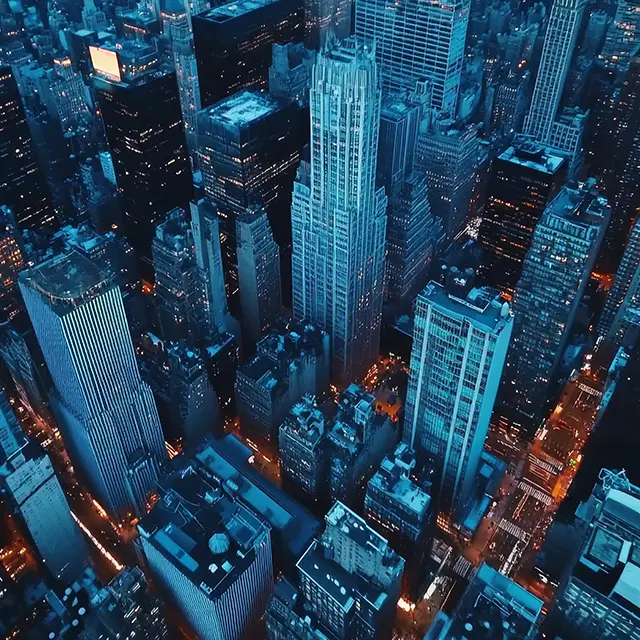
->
left=598, top=55, right=640, bottom=274
left=478, top=141, right=567, bottom=296
left=138, top=463, right=273, bottom=640
left=522, top=0, right=588, bottom=171
left=0, top=205, right=25, bottom=324
left=414, top=118, right=480, bottom=241
left=193, top=0, right=302, bottom=108
left=190, top=199, right=236, bottom=339
left=0, top=394, right=88, bottom=583
left=0, top=65, right=55, bottom=231
left=304, top=0, right=351, bottom=49
left=503, top=183, right=609, bottom=427
left=92, top=42, right=192, bottom=276
left=291, top=38, right=387, bottom=385
left=598, top=217, right=640, bottom=347
left=404, top=278, right=512, bottom=513
left=296, top=502, right=404, bottom=639
left=354, top=0, right=470, bottom=117
left=600, top=0, right=640, bottom=68
left=19, top=251, right=167, bottom=520
left=152, top=208, right=201, bottom=342
left=523, top=0, right=587, bottom=142
left=236, top=206, right=282, bottom=349
left=197, top=90, right=303, bottom=307
left=378, top=95, right=433, bottom=313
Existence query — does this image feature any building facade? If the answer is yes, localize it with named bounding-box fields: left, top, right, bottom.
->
left=19, top=251, right=167, bottom=520
left=291, top=38, right=387, bottom=385
left=404, top=279, right=512, bottom=513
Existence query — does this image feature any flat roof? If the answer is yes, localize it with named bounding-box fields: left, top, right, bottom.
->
left=200, top=0, right=280, bottom=22
left=200, top=90, right=282, bottom=127
left=500, top=142, right=565, bottom=174
left=20, top=250, right=108, bottom=304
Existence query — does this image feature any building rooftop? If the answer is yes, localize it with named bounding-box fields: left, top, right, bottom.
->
left=547, top=182, right=610, bottom=229
left=200, top=90, right=282, bottom=127
left=281, top=396, right=326, bottom=446
left=138, top=465, right=269, bottom=601
left=421, top=280, right=512, bottom=335
left=199, top=0, right=280, bottom=21
left=500, top=140, right=566, bottom=175
left=19, top=250, right=109, bottom=306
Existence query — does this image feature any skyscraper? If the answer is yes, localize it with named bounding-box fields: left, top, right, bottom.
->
left=236, top=206, right=282, bottom=349
left=599, top=217, right=640, bottom=347
left=414, top=119, right=480, bottom=241
left=354, top=0, right=470, bottom=117
left=291, top=38, right=387, bottom=385
left=404, top=278, right=512, bottom=513
left=190, top=198, right=236, bottom=339
left=193, top=0, right=302, bottom=108
left=600, top=0, right=640, bottom=68
left=138, top=463, right=273, bottom=640
left=0, top=206, right=25, bottom=324
left=0, top=65, right=55, bottom=231
left=92, top=42, right=192, bottom=276
left=478, top=141, right=567, bottom=296
left=0, top=394, right=88, bottom=583
left=19, top=251, right=167, bottom=520
left=304, top=0, right=351, bottom=50
left=503, top=183, right=610, bottom=427
left=152, top=208, right=201, bottom=342
left=197, top=90, right=303, bottom=307
left=523, top=0, right=587, bottom=142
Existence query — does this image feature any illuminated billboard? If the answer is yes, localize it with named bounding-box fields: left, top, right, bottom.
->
left=89, top=46, right=121, bottom=82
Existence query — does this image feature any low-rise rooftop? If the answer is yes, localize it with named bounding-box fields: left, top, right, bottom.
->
left=199, top=0, right=280, bottom=21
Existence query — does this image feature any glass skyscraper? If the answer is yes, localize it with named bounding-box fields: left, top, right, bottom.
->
left=404, top=279, right=513, bottom=513
left=19, top=251, right=167, bottom=521
left=354, top=0, right=470, bottom=117
left=523, top=0, right=588, bottom=144
left=291, top=37, right=387, bottom=385
left=503, top=183, right=610, bottom=428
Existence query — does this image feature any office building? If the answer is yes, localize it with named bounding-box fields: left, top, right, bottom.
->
left=0, top=206, right=25, bottom=324
left=304, top=0, right=351, bottom=49
left=196, top=436, right=321, bottom=574
left=92, top=42, right=192, bottom=276
left=236, top=206, right=282, bottom=349
left=193, top=0, right=302, bottom=108
left=0, top=65, right=55, bottom=231
left=426, top=563, right=543, bottom=639
left=364, top=443, right=431, bottom=598
left=490, top=71, right=530, bottom=138
left=279, top=395, right=326, bottom=507
left=354, top=0, right=470, bottom=117
left=190, top=199, right=237, bottom=339
left=0, top=394, right=87, bottom=583
left=19, top=251, right=167, bottom=521
left=197, top=91, right=303, bottom=307
left=326, top=384, right=398, bottom=507
left=503, top=183, right=610, bottom=428
left=600, top=0, right=640, bottom=68
left=378, top=96, right=433, bottom=312
left=523, top=0, right=587, bottom=142
left=235, top=322, right=330, bottom=448
left=599, top=217, right=640, bottom=347
left=152, top=208, right=201, bottom=342
left=82, top=567, right=169, bottom=639
left=599, top=55, right=640, bottom=274
left=291, top=38, right=387, bottom=385
left=478, top=141, right=567, bottom=295
left=414, top=119, right=480, bottom=241
left=138, top=336, right=221, bottom=448
left=550, top=470, right=640, bottom=639
left=404, top=278, right=512, bottom=513
left=296, top=502, right=404, bottom=639
left=138, top=464, right=273, bottom=640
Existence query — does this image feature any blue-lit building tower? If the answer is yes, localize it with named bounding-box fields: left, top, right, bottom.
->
left=19, top=251, right=167, bottom=521
left=404, top=278, right=512, bottom=514
left=291, top=37, right=387, bottom=385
